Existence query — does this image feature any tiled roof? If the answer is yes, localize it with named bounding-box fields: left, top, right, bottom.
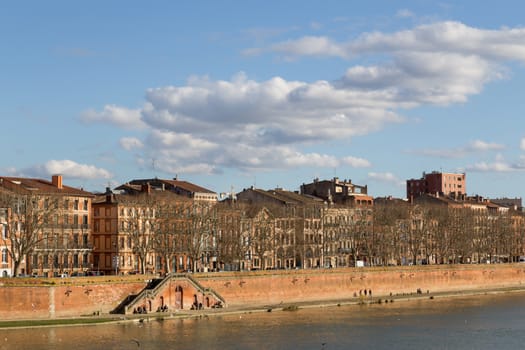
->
left=0, top=176, right=93, bottom=197
left=127, top=178, right=216, bottom=194
left=162, top=179, right=216, bottom=194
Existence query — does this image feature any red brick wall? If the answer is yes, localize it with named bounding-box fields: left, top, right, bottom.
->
left=199, top=265, right=525, bottom=307
left=1, top=265, right=525, bottom=320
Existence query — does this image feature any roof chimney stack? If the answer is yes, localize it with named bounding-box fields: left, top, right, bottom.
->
left=52, top=175, right=63, bottom=189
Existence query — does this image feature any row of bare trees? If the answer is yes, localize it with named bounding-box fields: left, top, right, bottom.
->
left=372, top=203, right=524, bottom=265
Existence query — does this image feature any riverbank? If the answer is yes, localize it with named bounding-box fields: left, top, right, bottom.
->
left=3, top=283, right=525, bottom=329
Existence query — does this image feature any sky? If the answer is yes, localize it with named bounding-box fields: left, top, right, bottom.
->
left=2, top=0, right=525, bottom=200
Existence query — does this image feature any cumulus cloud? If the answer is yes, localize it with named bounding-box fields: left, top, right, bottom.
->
left=411, top=140, right=505, bottom=158
left=119, top=137, right=144, bottom=151
left=466, top=154, right=525, bottom=172
left=341, top=156, right=372, bottom=168
left=80, top=105, right=146, bottom=130
left=25, top=160, right=112, bottom=180
left=367, top=172, right=405, bottom=187
left=259, top=21, right=525, bottom=105
left=85, top=21, right=525, bottom=177
left=520, top=137, right=525, bottom=150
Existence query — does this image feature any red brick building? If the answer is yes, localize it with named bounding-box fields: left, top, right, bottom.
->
left=406, top=171, right=466, bottom=200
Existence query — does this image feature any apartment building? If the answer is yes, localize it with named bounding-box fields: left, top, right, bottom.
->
left=407, top=171, right=466, bottom=200
left=93, top=178, right=215, bottom=275
left=0, top=175, right=94, bottom=277
left=300, top=177, right=373, bottom=206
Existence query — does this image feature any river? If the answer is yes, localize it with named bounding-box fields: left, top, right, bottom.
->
left=2, top=291, right=525, bottom=349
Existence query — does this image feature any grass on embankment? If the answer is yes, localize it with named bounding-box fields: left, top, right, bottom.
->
left=0, top=317, right=117, bottom=329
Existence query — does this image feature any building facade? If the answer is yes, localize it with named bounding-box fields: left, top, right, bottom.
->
left=300, top=177, right=373, bottom=206
left=407, top=171, right=466, bottom=200
left=0, top=175, right=94, bottom=277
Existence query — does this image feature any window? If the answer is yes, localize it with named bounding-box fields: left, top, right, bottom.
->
left=83, top=215, right=88, bottom=226
left=64, top=215, right=69, bottom=225
left=74, top=200, right=79, bottom=210
left=1, top=249, right=8, bottom=264
left=1, top=224, right=6, bottom=240
left=73, top=215, right=78, bottom=226
left=83, top=200, right=88, bottom=211
left=64, top=199, right=69, bottom=210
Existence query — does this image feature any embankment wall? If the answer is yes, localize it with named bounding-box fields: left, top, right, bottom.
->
left=202, top=264, right=525, bottom=307
left=1, top=264, right=525, bottom=320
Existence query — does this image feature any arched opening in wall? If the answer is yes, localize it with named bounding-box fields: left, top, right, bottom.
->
left=160, top=296, right=164, bottom=308
left=304, top=248, right=313, bottom=269
left=147, top=300, right=152, bottom=312
left=295, top=253, right=302, bottom=268
left=277, top=248, right=284, bottom=269
left=206, top=296, right=210, bottom=308
left=175, top=285, right=183, bottom=309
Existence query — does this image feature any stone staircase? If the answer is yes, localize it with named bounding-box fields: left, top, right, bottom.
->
left=110, top=273, right=225, bottom=314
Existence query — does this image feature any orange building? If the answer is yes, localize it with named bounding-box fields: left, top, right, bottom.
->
left=0, top=175, right=94, bottom=277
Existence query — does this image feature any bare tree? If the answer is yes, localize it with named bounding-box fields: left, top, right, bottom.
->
left=215, top=202, right=245, bottom=271
left=250, top=207, right=275, bottom=270
left=150, top=195, right=191, bottom=274
left=183, top=202, right=217, bottom=272
left=120, top=194, right=157, bottom=274
left=0, top=190, right=58, bottom=276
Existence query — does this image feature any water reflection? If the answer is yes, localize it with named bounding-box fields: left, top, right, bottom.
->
left=2, top=292, right=525, bottom=349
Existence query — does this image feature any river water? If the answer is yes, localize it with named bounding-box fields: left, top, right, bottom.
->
left=2, top=292, right=525, bottom=350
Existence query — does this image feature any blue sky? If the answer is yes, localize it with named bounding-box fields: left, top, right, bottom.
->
left=2, top=1, right=525, bottom=200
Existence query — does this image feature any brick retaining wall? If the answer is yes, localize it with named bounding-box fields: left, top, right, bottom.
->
left=1, top=264, right=524, bottom=320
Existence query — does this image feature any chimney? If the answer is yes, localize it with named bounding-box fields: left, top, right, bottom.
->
left=105, top=187, right=113, bottom=203
left=52, top=175, right=63, bottom=189
left=141, top=183, right=151, bottom=194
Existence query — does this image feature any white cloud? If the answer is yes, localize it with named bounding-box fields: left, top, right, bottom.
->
left=466, top=154, right=525, bottom=172
left=411, top=140, right=505, bottom=158
left=341, top=156, right=372, bottom=168
left=257, top=21, right=525, bottom=106
left=367, top=172, right=405, bottom=187
left=80, top=105, right=146, bottom=130
left=86, top=21, right=525, bottom=178
left=396, top=9, right=415, bottom=18
left=520, top=137, right=525, bottom=150
left=119, top=137, right=144, bottom=151
left=466, top=161, right=514, bottom=172
left=270, top=36, right=348, bottom=59
left=26, top=160, right=113, bottom=180
left=467, top=140, right=505, bottom=152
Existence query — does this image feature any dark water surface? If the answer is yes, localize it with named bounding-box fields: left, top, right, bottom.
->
left=2, top=292, right=525, bottom=349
